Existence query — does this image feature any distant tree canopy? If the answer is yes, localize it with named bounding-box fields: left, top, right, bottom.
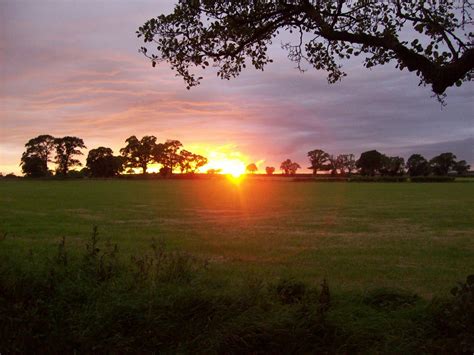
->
left=307, top=149, right=330, bottom=175
left=356, top=150, right=384, bottom=176
left=86, top=147, right=124, bottom=178
left=327, top=154, right=345, bottom=175
left=178, top=150, right=194, bottom=173
left=19, top=135, right=471, bottom=178
left=280, top=159, right=301, bottom=175
left=119, top=136, right=208, bottom=175
left=54, top=137, right=86, bottom=176
left=138, top=1, right=473, bottom=95
left=380, top=155, right=405, bottom=176
left=160, top=140, right=184, bottom=173
left=406, top=154, right=431, bottom=176
left=189, top=154, right=208, bottom=173
left=178, top=149, right=208, bottom=173
left=265, top=166, right=275, bottom=175
left=453, top=159, right=470, bottom=175
left=20, top=134, right=86, bottom=177
left=20, top=134, right=55, bottom=177
left=355, top=151, right=405, bottom=177
left=429, top=152, right=458, bottom=175
left=21, top=155, right=50, bottom=178
left=246, top=163, right=258, bottom=174
left=120, top=135, right=158, bottom=174
left=303, top=149, right=470, bottom=177
left=307, top=150, right=357, bottom=175
left=339, top=154, right=357, bottom=175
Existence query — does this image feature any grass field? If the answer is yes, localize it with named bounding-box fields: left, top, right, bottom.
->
left=1, top=179, right=473, bottom=296
left=1, top=179, right=474, bottom=352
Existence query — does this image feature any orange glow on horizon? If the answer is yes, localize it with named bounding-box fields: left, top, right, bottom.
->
left=190, top=144, right=249, bottom=177
left=207, top=158, right=246, bottom=177
left=124, top=144, right=260, bottom=177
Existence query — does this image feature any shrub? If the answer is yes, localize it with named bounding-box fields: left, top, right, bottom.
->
left=82, top=226, right=120, bottom=282
left=363, top=288, right=419, bottom=310
left=130, top=237, right=207, bottom=284
left=432, top=274, right=474, bottom=353
left=275, top=278, right=307, bottom=304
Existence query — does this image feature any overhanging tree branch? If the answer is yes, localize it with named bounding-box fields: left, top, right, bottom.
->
left=138, top=0, right=473, bottom=95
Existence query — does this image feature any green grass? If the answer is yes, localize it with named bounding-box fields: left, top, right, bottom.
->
left=1, top=179, right=473, bottom=296
left=1, top=179, right=473, bottom=352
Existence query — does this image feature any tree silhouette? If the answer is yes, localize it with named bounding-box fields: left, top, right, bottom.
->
left=289, top=162, right=301, bottom=175
left=54, top=136, right=86, bottom=176
left=20, top=134, right=55, bottom=177
left=178, top=149, right=208, bottom=173
left=177, top=150, right=189, bottom=173
left=246, top=163, right=258, bottom=174
left=21, top=156, right=51, bottom=178
left=357, top=150, right=384, bottom=176
left=406, top=154, right=431, bottom=176
left=86, top=147, right=124, bottom=177
left=327, top=154, right=345, bottom=175
left=190, top=153, right=208, bottom=173
left=453, top=160, right=470, bottom=175
left=120, top=135, right=158, bottom=174
left=159, top=166, right=172, bottom=177
left=307, top=149, right=329, bottom=175
left=280, top=159, right=301, bottom=175
left=339, top=154, right=356, bottom=175
left=178, top=149, right=193, bottom=173
left=280, top=159, right=292, bottom=175
left=265, top=166, right=275, bottom=175
left=430, top=152, right=457, bottom=175
left=139, top=1, right=473, bottom=95
left=158, top=140, right=183, bottom=174
left=380, top=155, right=405, bottom=176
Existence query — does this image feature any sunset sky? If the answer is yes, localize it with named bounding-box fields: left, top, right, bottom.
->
left=1, top=0, right=473, bottom=175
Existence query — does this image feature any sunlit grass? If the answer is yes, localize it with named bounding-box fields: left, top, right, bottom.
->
left=226, top=173, right=245, bottom=184
left=0, top=180, right=473, bottom=296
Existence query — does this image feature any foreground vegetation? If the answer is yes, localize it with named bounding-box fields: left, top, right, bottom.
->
left=1, top=229, right=473, bottom=353
left=1, top=179, right=473, bottom=352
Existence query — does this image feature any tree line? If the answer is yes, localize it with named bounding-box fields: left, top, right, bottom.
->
left=20, top=134, right=470, bottom=178
left=248, top=149, right=470, bottom=177
left=20, top=135, right=207, bottom=178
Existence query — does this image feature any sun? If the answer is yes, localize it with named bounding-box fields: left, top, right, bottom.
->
left=186, top=144, right=249, bottom=178
left=216, top=159, right=246, bottom=178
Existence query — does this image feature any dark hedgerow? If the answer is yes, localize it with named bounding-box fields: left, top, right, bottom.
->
left=410, top=176, right=455, bottom=182
left=349, top=176, right=408, bottom=182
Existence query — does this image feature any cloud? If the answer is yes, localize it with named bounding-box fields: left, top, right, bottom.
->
left=1, top=0, right=473, bottom=175
left=396, top=137, right=474, bottom=162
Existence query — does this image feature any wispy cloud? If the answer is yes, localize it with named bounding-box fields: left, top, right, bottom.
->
left=1, top=0, right=473, bottom=175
